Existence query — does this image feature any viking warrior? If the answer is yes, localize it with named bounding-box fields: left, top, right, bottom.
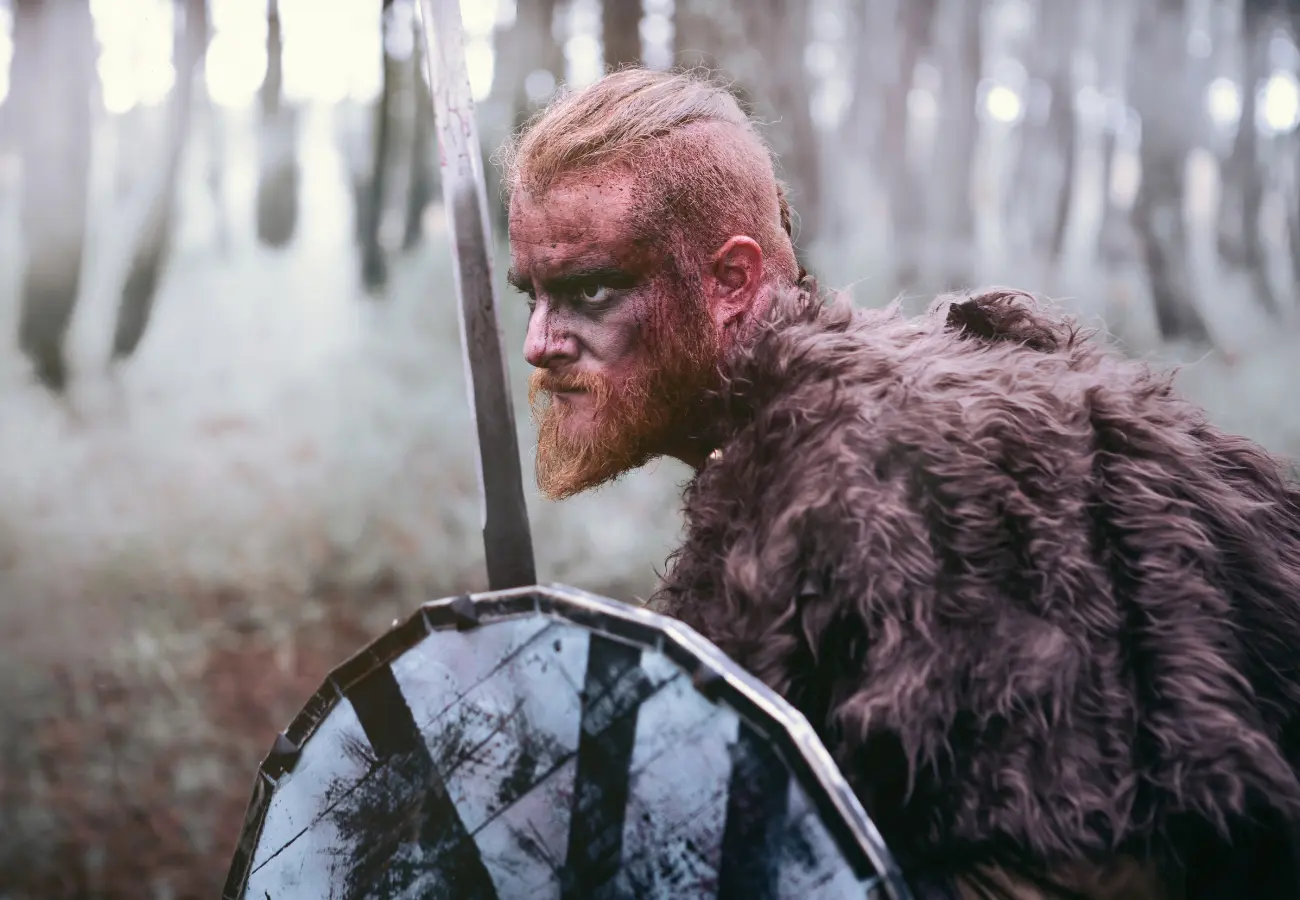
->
left=504, top=68, right=1300, bottom=898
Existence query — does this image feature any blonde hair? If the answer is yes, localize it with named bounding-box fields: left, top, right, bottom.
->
left=499, top=68, right=800, bottom=282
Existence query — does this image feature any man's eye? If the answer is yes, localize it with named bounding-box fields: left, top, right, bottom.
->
left=579, top=283, right=611, bottom=304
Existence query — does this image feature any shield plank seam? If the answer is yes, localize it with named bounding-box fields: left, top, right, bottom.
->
left=225, top=585, right=913, bottom=900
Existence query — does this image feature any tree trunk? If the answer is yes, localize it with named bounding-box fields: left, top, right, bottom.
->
left=1044, top=4, right=1079, bottom=261
left=1282, top=0, right=1300, bottom=286
left=497, top=0, right=564, bottom=119
left=1096, top=127, right=1130, bottom=266
left=926, top=0, right=983, bottom=289
left=261, top=0, right=282, bottom=118
left=842, top=0, right=901, bottom=154
left=1047, top=95, right=1079, bottom=262
left=756, top=0, right=822, bottom=248
left=603, top=0, right=642, bottom=71
left=1290, top=129, right=1300, bottom=289
left=1094, top=0, right=1139, bottom=267
left=673, top=0, right=716, bottom=68
left=1132, top=151, right=1213, bottom=342
left=361, top=0, right=397, bottom=292
left=1129, top=0, right=1213, bottom=344
left=1217, top=1, right=1263, bottom=267
left=1217, top=0, right=1285, bottom=316
left=821, top=0, right=898, bottom=256
left=880, top=0, right=938, bottom=288
left=255, top=0, right=299, bottom=249
left=13, top=0, right=95, bottom=393
left=402, top=27, right=438, bottom=252
left=112, top=0, right=207, bottom=363
left=1002, top=1, right=1079, bottom=263
left=193, top=2, right=228, bottom=254
left=482, top=0, right=562, bottom=228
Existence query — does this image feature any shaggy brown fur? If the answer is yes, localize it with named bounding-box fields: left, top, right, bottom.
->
left=650, top=285, right=1300, bottom=899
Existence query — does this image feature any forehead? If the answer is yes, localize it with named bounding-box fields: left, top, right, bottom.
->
left=508, top=172, right=653, bottom=272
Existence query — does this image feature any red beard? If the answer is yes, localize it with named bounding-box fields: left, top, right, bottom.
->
left=529, top=297, right=718, bottom=500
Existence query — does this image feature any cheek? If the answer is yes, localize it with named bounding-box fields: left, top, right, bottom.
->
left=573, top=299, right=657, bottom=367
left=627, top=288, right=685, bottom=350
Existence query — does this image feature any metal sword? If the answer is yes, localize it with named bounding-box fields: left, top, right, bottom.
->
left=416, top=0, right=536, bottom=590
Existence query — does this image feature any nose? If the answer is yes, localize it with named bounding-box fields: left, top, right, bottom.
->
left=523, top=302, right=578, bottom=369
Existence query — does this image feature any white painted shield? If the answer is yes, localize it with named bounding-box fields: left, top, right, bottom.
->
left=223, top=584, right=913, bottom=900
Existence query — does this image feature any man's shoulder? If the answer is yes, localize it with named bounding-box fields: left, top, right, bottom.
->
left=754, top=289, right=1136, bottom=418
left=712, top=286, right=1200, bottom=491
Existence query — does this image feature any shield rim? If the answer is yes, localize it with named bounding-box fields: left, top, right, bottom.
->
left=223, top=583, right=913, bottom=900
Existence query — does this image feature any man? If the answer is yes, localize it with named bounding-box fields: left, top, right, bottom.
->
left=503, top=69, right=1300, bottom=899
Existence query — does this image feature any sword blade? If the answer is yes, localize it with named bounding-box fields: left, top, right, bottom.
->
left=417, top=0, right=536, bottom=590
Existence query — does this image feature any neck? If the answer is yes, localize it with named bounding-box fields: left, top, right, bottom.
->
left=666, top=436, right=719, bottom=473
left=654, top=277, right=800, bottom=473
left=652, top=388, right=728, bottom=472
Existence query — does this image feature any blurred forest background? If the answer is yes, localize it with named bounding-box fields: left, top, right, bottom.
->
left=0, top=0, right=1298, bottom=895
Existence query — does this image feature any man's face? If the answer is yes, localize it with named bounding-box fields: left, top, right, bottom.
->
left=508, top=172, right=719, bottom=499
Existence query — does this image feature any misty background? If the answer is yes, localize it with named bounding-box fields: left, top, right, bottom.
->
left=0, top=0, right=1298, bottom=895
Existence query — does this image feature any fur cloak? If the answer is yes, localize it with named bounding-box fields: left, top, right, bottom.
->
left=649, top=285, right=1300, bottom=899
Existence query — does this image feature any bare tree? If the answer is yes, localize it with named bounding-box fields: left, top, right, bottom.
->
left=12, top=0, right=95, bottom=393
left=1128, top=0, right=1214, bottom=343
left=193, top=2, right=229, bottom=254
left=402, top=27, right=439, bottom=252
left=1217, top=2, right=1258, bottom=268
left=1006, top=0, right=1080, bottom=263
left=1216, top=0, right=1289, bottom=317
left=255, top=0, right=299, bottom=248
left=1095, top=0, right=1140, bottom=268
left=753, top=0, right=823, bottom=247
left=603, top=0, right=642, bottom=71
left=926, top=0, right=983, bottom=289
left=875, top=0, right=939, bottom=289
left=487, top=0, right=565, bottom=227
left=840, top=0, right=899, bottom=156
left=360, top=0, right=398, bottom=291
left=819, top=0, right=900, bottom=256
left=1284, top=0, right=1300, bottom=285
left=111, top=0, right=208, bottom=364
left=492, top=0, right=564, bottom=125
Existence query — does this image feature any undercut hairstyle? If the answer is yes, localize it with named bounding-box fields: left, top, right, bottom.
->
left=499, top=68, right=803, bottom=283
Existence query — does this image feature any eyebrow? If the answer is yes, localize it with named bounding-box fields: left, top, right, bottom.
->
left=506, top=265, right=637, bottom=294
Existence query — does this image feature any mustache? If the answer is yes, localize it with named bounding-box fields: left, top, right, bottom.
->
left=528, top=369, right=609, bottom=399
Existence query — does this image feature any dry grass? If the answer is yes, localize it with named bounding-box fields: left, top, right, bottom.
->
left=0, top=581, right=385, bottom=898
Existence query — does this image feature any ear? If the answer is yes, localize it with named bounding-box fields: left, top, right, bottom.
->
left=703, top=236, right=765, bottom=333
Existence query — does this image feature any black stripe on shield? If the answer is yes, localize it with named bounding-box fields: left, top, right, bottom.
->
left=559, top=635, right=653, bottom=899
left=344, top=664, right=500, bottom=900
left=717, top=721, right=793, bottom=900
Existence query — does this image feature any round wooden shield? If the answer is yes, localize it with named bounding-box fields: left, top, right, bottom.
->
left=224, top=584, right=913, bottom=899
